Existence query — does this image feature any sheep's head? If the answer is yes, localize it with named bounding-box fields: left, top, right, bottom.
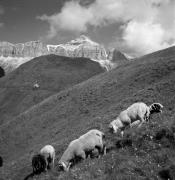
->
left=32, top=154, right=46, bottom=174
left=109, top=118, right=124, bottom=134
left=109, top=122, right=118, bottom=134
left=149, top=103, right=163, bottom=114
left=58, top=161, right=71, bottom=171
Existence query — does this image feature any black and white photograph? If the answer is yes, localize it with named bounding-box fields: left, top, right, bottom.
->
left=0, top=0, right=175, bottom=179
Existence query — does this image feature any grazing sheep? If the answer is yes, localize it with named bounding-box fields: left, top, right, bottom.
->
left=0, top=156, right=3, bottom=167
left=109, top=102, right=163, bottom=135
left=32, top=154, right=46, bottom=174
left=33, top=82, right=40, bottom=90
left=58, top=129, right=106, bottom=171
left=40, top=145, right=55, bottom=171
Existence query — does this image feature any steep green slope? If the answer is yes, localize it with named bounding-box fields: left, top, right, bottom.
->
left=0, top=54, right=105, bottom=124
left=1, top=46, right=175, bottom=180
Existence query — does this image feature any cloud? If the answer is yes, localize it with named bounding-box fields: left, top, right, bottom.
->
left=122, top=0, right=175, bottom=56
left=37, top=0, right=128, bottom=37
left=38, top=0, right=175, bottom=56
left=37, top=1, right=94, bottom=38
left=122, top=21, right=169, bottom=56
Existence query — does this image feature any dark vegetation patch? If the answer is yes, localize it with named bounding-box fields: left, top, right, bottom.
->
left=158, top=164, right=175, bottom=180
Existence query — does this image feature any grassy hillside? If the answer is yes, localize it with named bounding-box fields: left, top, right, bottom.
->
left=1, top=46, right=175, bottom=180
left=0, top=54, right=105, bottom=124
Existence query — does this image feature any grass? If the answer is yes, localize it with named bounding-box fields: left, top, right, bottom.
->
left=0, top=55, right=104, bottom=125
left=0, top=46, right=175, bottom=180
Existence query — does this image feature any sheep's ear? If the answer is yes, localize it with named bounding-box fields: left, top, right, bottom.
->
left=157, top=103, right=163, bottom=108
left=152, top=103, right=163, bottom=108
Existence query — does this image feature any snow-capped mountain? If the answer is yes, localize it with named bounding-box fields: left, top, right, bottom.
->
left=0, top=35, right=128, bottom=73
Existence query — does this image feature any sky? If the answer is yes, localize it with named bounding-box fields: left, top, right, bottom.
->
left=0, top=0, right=175, bottom=57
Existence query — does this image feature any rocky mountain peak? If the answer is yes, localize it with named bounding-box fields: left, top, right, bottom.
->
left=0, top=36, right=129, bottom=73
left=68, top=35, right=99, bottom=46
left=107, top=48, right=128, bottom=63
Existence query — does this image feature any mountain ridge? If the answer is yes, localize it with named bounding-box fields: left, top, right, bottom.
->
left=0, top=35, right=128, bottom=73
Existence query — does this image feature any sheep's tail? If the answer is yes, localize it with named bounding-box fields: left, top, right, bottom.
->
left=144, top=108, right=150, bottom=122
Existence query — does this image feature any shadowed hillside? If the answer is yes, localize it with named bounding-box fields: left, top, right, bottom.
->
left=0, top=46, right=175, bottom=180
left=0, top=54, right=105, bottom=124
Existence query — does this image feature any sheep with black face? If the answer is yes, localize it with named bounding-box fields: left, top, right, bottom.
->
left=31, top=145, right=55, bottom=174
left=32, top=154, right=46, bottom=174
left=40, top=145, right=55, bottom=171
left=109, top=102, right=163, bottom=135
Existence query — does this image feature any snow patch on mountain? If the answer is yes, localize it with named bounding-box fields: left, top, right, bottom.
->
left=0, top=56, right=31, bottom=73
left=0, top=35, right=129, bottom=73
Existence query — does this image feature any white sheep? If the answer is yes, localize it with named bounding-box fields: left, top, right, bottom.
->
left=58, top=129, right=106, bottom=171
left=33, top=82, right=40, bottom=90
left=40, top=145, right=55, bottom=171
left=109, top=102, right=163, bottom=135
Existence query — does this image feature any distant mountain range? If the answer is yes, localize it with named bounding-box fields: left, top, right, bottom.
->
left=0, top=35, right=128, bottom=73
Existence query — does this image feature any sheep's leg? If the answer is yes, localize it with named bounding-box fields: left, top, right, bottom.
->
left=52, top=158, right=54, bottom=169
left=138, top=122, right=144, bottom=128
left=130, top=120, right=141, bottom=128
left=81, top=152, right=86, bottom=160
left=45, top=157, right=48, bottom=171
left=138, top=115, right=147, bottom=128
left=137, top=118, right=146, bottom=128
left=121, top=131, right=124, bottom=137
left=144, top=112, right=150, bottom=122
left=102, top=145, right=107, bottom=155
left=95, top=144, right=105, bottom=157
left=33, top=167, right=36, bottom=174
left=66, top=164, right=70, bottom=171
left=52, top=153, right=55, bottom=169
left=88, top=148, right=99, bottom=159
left=85, top=151, right=90, bottom=158
left=77, top=151, right=86, bottom=161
